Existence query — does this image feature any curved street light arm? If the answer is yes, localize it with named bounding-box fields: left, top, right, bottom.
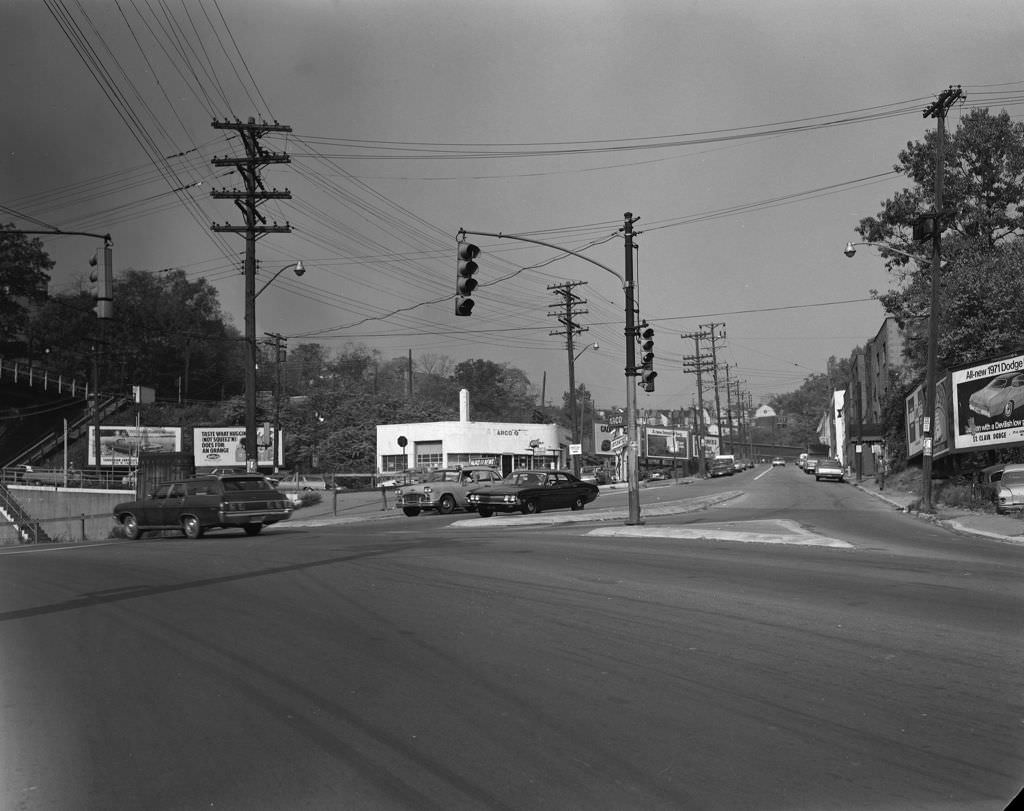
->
left=255, top=260, right=305, bottom=298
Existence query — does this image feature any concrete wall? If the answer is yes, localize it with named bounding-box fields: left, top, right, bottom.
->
left=0, top=485, right=125, bottom=545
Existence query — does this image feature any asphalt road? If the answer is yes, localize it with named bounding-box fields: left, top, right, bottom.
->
left=2, top=467, right=1021, bottom=810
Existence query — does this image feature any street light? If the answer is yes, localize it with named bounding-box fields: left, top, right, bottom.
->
left=570, top=342, right=599, bottom=471
left=244, top=260, right=305, bottom=473
left=844, top=239, right=942, bottom=510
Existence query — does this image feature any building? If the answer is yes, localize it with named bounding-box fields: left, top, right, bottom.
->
left=844, top=316, right=910, bottom=476
left=376, top=390, right=569, bottom=476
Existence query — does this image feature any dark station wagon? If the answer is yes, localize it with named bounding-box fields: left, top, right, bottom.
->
left=113, top=473, right=292, bottom=539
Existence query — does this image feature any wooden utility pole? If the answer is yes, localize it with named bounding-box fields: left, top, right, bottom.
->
left=549, top=280, right=589, bottom=473
left=920, top=86, right=963, bottom=510
left=700, top=322, right=726, bottom=454
left=682, top=330, right=714, bottom=473
left=211, top=118, right=292, bottom=472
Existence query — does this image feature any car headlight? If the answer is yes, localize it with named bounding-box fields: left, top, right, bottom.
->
left=422, top=486, right=432, bottom=494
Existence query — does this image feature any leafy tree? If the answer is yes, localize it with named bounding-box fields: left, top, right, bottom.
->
left=857, top=108, right=1024, bottom=377
left=0, top=225, right=54, bottom=350
left=453, top=359, right=536, bottom=421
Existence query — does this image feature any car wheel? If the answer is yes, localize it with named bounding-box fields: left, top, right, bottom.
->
left=522, top=498, right=540, bottom=515
left=243, top=525, right=263, bottom=536
left=478, top=508, right=494, bottom=518
left=121, top=514, right=141, bottom=540
left=437, top=494, right=456, bottom=515
left=570, top=497, right=585, bottom=511
left=402, top=507, right=421, bottom=517
left=181, top=515, right=204, bottom=539
left=815, top=476, right=821, bottom=481
left=1005, top=400, right=1016, bottom=418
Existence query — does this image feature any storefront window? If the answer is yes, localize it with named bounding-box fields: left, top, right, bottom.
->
left=381, top=454, right=406, bottom=473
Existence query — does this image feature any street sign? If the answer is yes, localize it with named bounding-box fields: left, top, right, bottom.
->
left=610, top=434, right=628, bottom=452
left=569, top=443, right=582, bottom=456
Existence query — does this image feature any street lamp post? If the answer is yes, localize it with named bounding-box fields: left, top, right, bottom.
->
left=570, top=342, right=599, bottom=471
left=245, top=261, right=304, bottom=473
left=844, top=240, right=942, bottom=509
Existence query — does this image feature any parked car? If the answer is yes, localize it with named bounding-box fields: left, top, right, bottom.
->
left=991, top=463, right=1024, bottom=514
left=112, top=473, right=292, bottom=539
left=708, top=458, right=734, bottom=477
left=466, top=469, right=599, bottom=517
left=814, top=457, right=845, bottom=482
left=275, top=473, right=329, bottom=491
left=968, top=371, right=1024, bottom=420
left=771, top=457, right=786, bottom=467
left=396, top=466, right=502, bottom=516
left=804, top=456, right=824, bottom=475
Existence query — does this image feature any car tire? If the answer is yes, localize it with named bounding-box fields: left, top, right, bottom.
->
left=571, top=497, right=585, bottom=511
left=122, top=514, right=142, bottom=540
left=182, top=515, right=204, bottom=539
left=522, top=499, right=540, bottom=515
left=243, top=525, right=262, bottom=536
left=478, top=508, right=494, bottom=518
left=438, top=494, right=456, bottom=515
left=402, top=507, right=421, bottom=517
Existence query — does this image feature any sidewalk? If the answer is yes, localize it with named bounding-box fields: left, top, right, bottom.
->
left=852, top=475, right=1024, bottom=544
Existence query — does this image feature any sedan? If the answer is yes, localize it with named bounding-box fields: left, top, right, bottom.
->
left=814, top=458, right=845, bottom=482
left=466, top=469, right=599, bottom=517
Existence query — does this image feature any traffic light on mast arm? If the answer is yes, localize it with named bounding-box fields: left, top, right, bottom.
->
left=638, top=323, right=656, bottom=392
left=455, top=241, right=480, bottom=316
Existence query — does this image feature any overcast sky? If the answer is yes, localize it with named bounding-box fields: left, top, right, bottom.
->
left=4, top=0, right=1024, bottom=412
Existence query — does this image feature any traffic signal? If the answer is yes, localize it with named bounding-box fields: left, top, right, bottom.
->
left=639, top=324, right=656, bottom=392
left=455, top=241, right=480, bottom=316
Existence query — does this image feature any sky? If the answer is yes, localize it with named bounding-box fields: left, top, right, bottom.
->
left=4, top=0, right=1024, bottom=414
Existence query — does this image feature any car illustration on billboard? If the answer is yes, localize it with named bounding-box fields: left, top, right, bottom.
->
left=968, top=371, right=1024, bottom=419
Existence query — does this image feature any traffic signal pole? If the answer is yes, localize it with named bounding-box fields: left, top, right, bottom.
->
left=458, top=220, right=643, bottom=524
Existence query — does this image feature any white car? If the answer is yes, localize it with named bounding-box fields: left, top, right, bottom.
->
left=771, top=457, right=786, bottom=467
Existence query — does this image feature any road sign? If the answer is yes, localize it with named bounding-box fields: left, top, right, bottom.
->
left=569, top=443, right=582, bottom=456
left=610, top=434, right=628, bottom=452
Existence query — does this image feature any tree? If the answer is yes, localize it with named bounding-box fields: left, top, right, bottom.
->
left=453, top=359, right=537, bottom=421
left=0, top=225, right=54, bottom=350
left=857, top=108, right=1024, bottom=377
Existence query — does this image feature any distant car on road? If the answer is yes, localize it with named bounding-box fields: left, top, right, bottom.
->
left=466, top=469, right=599, bottom=517
left=969, top=371, right=1024, bottom=419
left=771, top=457, right=786, bottom=467
left=804, top=457, right=824, bottom=475
left=708, top=459, right=734, bottom=477
left=396, top=466, right=502, bottom=516
left=276, top=473, right=328, bottom=491
left=814, top=458, right=845, bottom=482
left=112, top=473, right=292, bottom=539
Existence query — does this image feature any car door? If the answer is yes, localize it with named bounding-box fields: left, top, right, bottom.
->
left=545, top=472, right=574, bottom=508
left=156, top=481, right=187, bottom=528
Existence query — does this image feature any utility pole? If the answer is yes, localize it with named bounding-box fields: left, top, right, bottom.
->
left=623, top=213, right=642, bottom=524
left=682, top=330, right=714, bottom=475
left=700, top=322, right=726, bottom=456
left=211, top=117, right=293, bottom=473
left=548, top=280, right=589, bottom=475
left=920, top=85, right=963, bottom=511
left=264, top=332, right=286, bottom=471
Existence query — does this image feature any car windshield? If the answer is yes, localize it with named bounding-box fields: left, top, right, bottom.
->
left=1000, top=471, right=1024, bottom=485
left=507, top=471, right=545, bottom=486
left=425, top=470, right=460, bottom=483
left=990, top=378, right=1010, bottom=389
left=221, top=477, right=274, bottom=491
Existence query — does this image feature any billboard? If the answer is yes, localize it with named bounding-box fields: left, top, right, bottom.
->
left=904, top=375, right=952, bottom=460
left=594, top=422, right=624, bottom=456
left=89, top=425, right=182, bottom=466
left=951, top=353, right=1024, bottom=452
left=644, top=428, right=689, bottom=459
left=193, top=426, right=281, bottom=468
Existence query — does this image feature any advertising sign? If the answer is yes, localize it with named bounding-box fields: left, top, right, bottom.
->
left=644, top=427, right=690, bottom=459
left=594, top=422, right=624, bottom=456
left=89, top=425, right=181, bottom=467
left=951, top=353, right=1024, bottom=452
left=904, top=375, right=952, bottom=460
left=193, top=426, right=280, bottom=468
